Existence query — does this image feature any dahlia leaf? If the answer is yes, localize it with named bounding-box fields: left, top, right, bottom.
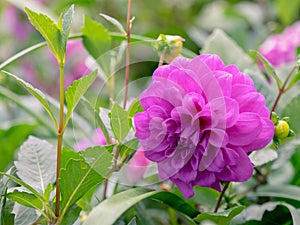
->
left=65, top=69, right=98, bottom=128
left=83, top=188, right=199, bottom=225
left=6, top=191, right=43, bottom=210
left=59, top=204, right=81, bottom=225
left=249, top=50, right=282, bottom=88
left=110, top=102, right=131, bottom=142
left=14, top=136, right=56, bottom=194
left=0, top=173, right=45, bottom=203
left=59, top=159, right=104, bottom=217
left=194, top=205, right=245, bottom=225
left=82, top=15, right=111, bottom=76
left=286, top=70, right=300, bottom=91
left=282, top=94, right=300, bottom=134
left=119, top=138, right=139, bottom=157
left=254, top=185, right=300, bottom=201
left=127, top=217, right=137, bottom=225
left=249, top=148, right=278, bottom=167
left=100, top=13, right=126, bottom=35
left=58, top=5, right=74, bottom=57
left=80, top=145, right=114, bottom=176
left=1, top=70, right=57, bottom=128
left=128, top=99, right=144, bottom=117
left=230, top=202, right=300, bottom=224
left=25, top=7, right=63, bottom=62
left=12, top=204, right=40, bottom=225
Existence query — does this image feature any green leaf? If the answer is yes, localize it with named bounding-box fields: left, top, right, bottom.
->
left=110, top=102, right=131, bottom=142
left=25, top=7, right=63, bottom=62
left=254, top=185, right=300, bottom=201
left=276, top=0, right=300, bottom=25
left=6, top=191, right=43, bottom=210
left=249, top=50, right=282, bottom=87
left=194, top=206, right=244, bottom=225
left=0, top=123, right=36, bottom=172
left=128, top=99, right=144, bottom=117
left=65, top=69, right=98, bottom=127
left=100, top=13, right=126, bottom=35
left=282, top=95, right=300, bottom=134
left=82, top=15, right=111, bottom=75
left=80, top=146, right=114, bottom=176
left=1, top=70, right=57, bottom=128
left=15, top=136, right=56, bottom=193
left=286, top=70, right=300, bottom=90
left=119, top=138, right=139, bottom=157
left=127, top=217, right=137, bottom=225
left=59, top=159, right=104, bottom=218
left=83, top=188, right=199, bottom=225
left=60, top=204, right=81, bottom=225
left=61, top=147, right=85, bottom=170
left=80, top=98, right=111, bottom=144
left=231, top=202, right=300, bottom=224
left=58, top=5, right=74, bottom=58
left=0, top=173, right=45, bottom=203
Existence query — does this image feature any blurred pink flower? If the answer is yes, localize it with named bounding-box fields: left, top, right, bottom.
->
left=259, top=21, right=300, bottom=67
left=125, top=147, right=151, bottom=183
left=75, top=128, right=107, bottom=151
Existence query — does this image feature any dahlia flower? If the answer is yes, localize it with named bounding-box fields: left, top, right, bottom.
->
left=134, top=54, right=274, bottom=198
left=259, top=21, right=300, bottom=67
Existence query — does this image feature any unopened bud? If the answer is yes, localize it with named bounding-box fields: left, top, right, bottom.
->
left=274, top=120, right=290, bottom=139
left=154, top=34, right=185, bottom=64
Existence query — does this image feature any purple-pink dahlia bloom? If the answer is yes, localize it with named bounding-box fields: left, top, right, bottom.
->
left=134, top=54, right=274, bottom=198
left=259, top=21, right=300, bottom=67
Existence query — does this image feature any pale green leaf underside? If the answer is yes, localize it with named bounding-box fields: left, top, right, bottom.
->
left=1, top=70, right=57, bottom=128
left=100, top=13, right=126, bottom=35
left=15, top=136, right=57, bottom=193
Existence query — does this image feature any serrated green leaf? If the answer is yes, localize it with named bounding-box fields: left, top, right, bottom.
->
left=61, top=147, right=85, bottom=170
left=1, top=70, right=57, bottom=128
left=15, top=136, right=56, bottom=193
left=6, top=191, right=43, bottom=210
left=110, top=102, right=130, bottom=142
left=59, top=159, right=104, bottom=220
left=60, top=204, right=81, bottom=225
left=286, top=70, right=300, bottom=90
left=254, top=185, right=300, bottom=201
left=119, top=138, right=139, bottom=157
left=128, top=99, right=144, bottom=117
left=0, top=173, right=45, bottom=203
left=83, top=188, right=199, bottom=225
left=194, top=206, right=244, bottom=225
left=58, top=5, right=74, bottom=60
left=82, top=15, right=111, bottom=76
left=100, top=13, right=126, bottom=35
left=249, top=50, right=282, bottom=87
left=282, top=94, right=300, bottom=133
left=25, top=7, right=63, bottom=62
left=65, top=69, right=98, bottom=127
left=80, top=146, right=114, bottom=176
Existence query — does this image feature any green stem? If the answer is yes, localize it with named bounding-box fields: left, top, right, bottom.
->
left=55, top=62, right=65, bottom=218
left=123, top=0, right=132, bottom=109
left=270, top=65, right=297, bottom=113
left=214, top=182, right=230, bottom=213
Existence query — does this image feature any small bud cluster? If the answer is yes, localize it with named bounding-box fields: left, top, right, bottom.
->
left=271, top=112, right=295, bottom=148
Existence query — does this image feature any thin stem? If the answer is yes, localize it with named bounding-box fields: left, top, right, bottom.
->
left=270, top=65, right=297, bottom=113
left=214, top=182, right=230, bottom=213
left=55, top=62, right=65, bottom=218
left=123, top=0, right=132, bottom=109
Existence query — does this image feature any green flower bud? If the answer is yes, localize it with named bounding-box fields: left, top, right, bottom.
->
left=154, top=34, right=185, bottom=63
left=274, top=120, right=290, bottom=139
